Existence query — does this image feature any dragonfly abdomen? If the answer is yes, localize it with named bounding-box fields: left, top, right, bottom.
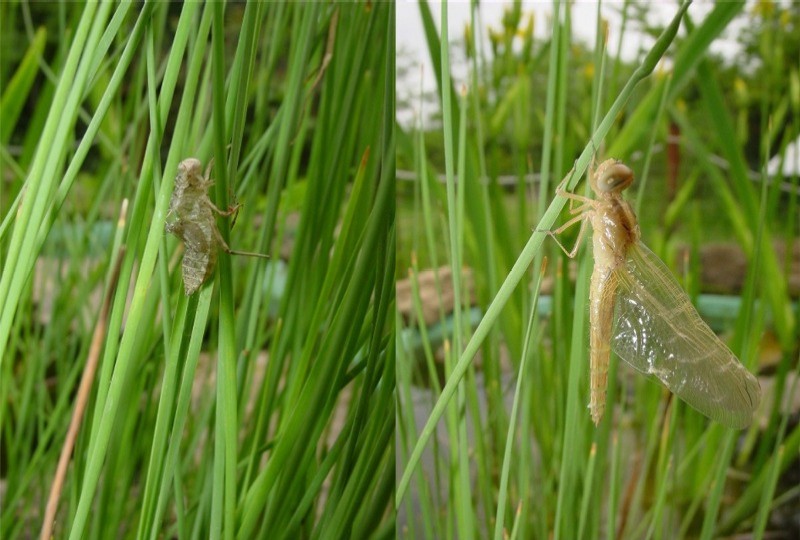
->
left=589, top=264, right=617, bottom=425
left=182, top=247, right=216, bottom=295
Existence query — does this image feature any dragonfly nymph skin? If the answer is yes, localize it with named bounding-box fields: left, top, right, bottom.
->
left=553, top=159, right=761, bottom=429
left=165, top=158, right=268, bottom=295
left=165, top=158, right=225, bottom=295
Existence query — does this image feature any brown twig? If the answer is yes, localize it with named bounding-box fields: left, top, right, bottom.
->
left=40, top=243, right=126, bottom=540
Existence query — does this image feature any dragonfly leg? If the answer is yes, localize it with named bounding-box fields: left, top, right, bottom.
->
left=541, top=167, right=598, bottom=257
left=212, top=226, right=233, bottom=254
left=212, top=227, right=269, bottom=259
left=567, top=201, right=592, bottom=216
left=554, top=170, right=596, bottom=210
left=207, top=199, right=241, bottom=217
left=542, top=212, right=590, bottom=259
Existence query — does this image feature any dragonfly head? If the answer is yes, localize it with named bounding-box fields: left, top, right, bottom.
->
left=177, top=157, right=203, bottom=177
left=174, top=158, right=203, bottom=192
left=592, top=159, right=634, bottom=195
left=176, top=158, right=207, bottom=189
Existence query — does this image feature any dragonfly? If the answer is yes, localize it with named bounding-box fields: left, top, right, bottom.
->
left=548, top=159, right=761, bottom=429
left=165, top=158, right=269, bottom=295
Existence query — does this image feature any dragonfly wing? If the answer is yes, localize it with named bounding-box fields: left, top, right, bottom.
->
left=610, top=243, right=760, bottom=429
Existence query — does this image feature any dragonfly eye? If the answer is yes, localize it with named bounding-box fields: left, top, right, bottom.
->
left=595, top=161, right=634, bottom=193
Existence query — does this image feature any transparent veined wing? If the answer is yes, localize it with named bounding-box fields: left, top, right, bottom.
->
left=610, top=243, right=761, bottom=429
